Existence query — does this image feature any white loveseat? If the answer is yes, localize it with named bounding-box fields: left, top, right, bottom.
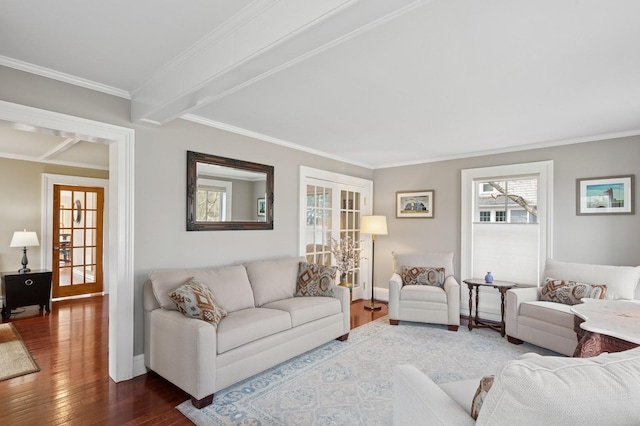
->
left=143, top=256, right=350, bottom=408
left=393, top=347, right=640, bottom=425
left=506, top=259, right=640, bottom=355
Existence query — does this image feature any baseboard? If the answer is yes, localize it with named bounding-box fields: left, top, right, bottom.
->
left=133, top=354, right=147, bottom=377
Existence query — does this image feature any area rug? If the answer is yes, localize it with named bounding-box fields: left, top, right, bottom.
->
left=0, top=323, right=40, bottom=381
left=178, top=317, right=558, bottom=425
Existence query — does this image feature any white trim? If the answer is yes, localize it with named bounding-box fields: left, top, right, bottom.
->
left=41, top=174, right=110, bottom=295
left=0, top=151, right=110, bottom=171
left=0, top=55, right=130, bottom=100
left=0, top=100, right=136, bottom=382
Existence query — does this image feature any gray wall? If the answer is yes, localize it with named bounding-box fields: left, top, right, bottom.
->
left=0, top=66, right=372, bottom=355
left=373, top=137, right=640, bottom=290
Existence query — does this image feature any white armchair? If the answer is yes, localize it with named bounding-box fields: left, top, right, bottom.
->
left=389, top=251, right=460, bottom=331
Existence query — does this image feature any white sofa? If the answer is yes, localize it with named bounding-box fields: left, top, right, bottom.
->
left=388, top=251, right=460, bottom=330
left=143, top=256, right=350, bottom=408
left=393, top=347, right=640, bottom=425
left=506, top=259, right=640, bottom=356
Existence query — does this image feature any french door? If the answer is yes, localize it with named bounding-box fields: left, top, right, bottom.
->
left=300, top=167, right=373, bottom=301
left=52, top=185, right=104, bottom=298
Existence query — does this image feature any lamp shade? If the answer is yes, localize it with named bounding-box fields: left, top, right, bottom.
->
left=10, top=230, right=40, bottom=247
left=360, top=215, right=388, bottom=235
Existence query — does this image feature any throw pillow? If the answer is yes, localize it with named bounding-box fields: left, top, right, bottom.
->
left=168, top=277, right=228, bottom=327
left=400, top=266, right=445, bottom=287
left=471, top=375, right=494, bottom=420
left=296, top=262, right=337, bottom=297
left=540, top=278, right=607, bottom=305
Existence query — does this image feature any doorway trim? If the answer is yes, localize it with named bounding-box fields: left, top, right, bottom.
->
left=0, top=100, right=135, bottom=382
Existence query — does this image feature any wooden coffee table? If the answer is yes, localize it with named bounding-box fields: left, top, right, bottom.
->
left=571, top=299, right=640, bottom=357
left=463, top=278, right=516, bottom=337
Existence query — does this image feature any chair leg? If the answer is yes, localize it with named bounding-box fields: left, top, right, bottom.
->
left=389, top=319, right=399, bottom=326
left=191, top=394, right=214, bottom=409
left=507, top=335, right=523, bottom=345
left=447, top=325, right=458, bottom=332
left=336, top=333, right=349, bottom=341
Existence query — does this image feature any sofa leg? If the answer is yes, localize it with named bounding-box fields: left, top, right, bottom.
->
left=507, top=335, right=523, bottom=345
left=336, top=333, right=349, bottom=341
left=191, top=394, right=214, bottom=409
left=447, top=325, right=458, bottom=332
left=389, top=319, right=399, bottom=326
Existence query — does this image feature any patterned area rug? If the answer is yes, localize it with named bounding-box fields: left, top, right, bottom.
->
left=178, top=317, right=558, bottom=425
left=0, top=323, right=40, bottom=381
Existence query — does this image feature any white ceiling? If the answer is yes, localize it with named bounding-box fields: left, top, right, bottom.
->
left=1, top=0, right=639, bottom=169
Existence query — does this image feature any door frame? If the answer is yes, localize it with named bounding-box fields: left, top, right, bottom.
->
left=299, top=166, right=374, bottom=299
left=42, top=175, right=109, bottom=295
left=0, top=100, right=135, bottom=383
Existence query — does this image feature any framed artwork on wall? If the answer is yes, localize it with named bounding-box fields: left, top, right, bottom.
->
left=257, top=198, right=266, bottom=217
left=396, top=190, right=434, bottom=218
left=576, top=175, right=634, bottom=215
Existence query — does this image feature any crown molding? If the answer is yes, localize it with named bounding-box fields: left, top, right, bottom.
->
left=0, top=55, right=130, bottom=100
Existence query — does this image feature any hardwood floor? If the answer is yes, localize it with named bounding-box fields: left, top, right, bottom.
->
left=0, top=296, right=388, bottom=425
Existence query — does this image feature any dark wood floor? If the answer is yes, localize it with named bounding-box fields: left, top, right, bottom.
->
left=0, top=296, right=388, bottom=425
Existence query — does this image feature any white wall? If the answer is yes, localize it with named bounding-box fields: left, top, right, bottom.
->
left=373, top=137, right=640, bottom=292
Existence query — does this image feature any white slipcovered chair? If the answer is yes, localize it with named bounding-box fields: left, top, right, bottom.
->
left=389, top=251, right=460, bottom=331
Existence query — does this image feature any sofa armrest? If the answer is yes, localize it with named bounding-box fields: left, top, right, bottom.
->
left=389, top=273, right=402, bottom=319
left=393, top=365, right=475, bottom=426
left=505, top=286, right=541, bottom=338
left=146, top=308, right=218, bottom=400
left=333, top=285, right=351, bottom=334
left=443, top=276, right=461, bottom=326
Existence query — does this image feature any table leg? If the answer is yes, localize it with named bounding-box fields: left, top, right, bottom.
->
left=467, top=284, right=473, bottom=331
left=499, top=289, right=506, bottom=337
left=475, top=287, right=480, bottom=328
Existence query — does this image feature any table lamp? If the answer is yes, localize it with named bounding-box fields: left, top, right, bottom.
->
left=360, top=215, right=387, bottom=311
left=10, top=229, right=40, bottom=274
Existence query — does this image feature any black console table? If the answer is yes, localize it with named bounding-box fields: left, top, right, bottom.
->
left=1, top=269, right=52, bottom=319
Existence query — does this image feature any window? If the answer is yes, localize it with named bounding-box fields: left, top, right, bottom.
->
left=495, top=211, right=506, bottom=222
left=479, top=211, right=491, bottom=222
left=196, top=179, right=231, bottom=221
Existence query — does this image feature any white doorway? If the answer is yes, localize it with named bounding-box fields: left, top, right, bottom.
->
left=0, top=100, right=135, bottom=382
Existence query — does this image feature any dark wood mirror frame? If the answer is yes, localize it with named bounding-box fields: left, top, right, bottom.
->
left=187, top=150, right=274, bottom=231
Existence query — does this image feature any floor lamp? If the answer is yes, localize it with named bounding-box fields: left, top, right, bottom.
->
left=360, top=215, right=387, bottom=311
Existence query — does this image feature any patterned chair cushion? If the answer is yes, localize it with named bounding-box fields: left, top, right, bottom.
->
left=168, top=277, right=228, bottom=326
left=296, top=262, right=337, bottom=297
left=400, top=266, right=445, bottom=288
left=471, top=375, right=495, bottom=420
left=540, top=278, right=607, bottom=305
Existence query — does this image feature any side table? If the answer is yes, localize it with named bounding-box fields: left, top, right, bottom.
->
left=463, top=278, right=516, bottom=337
left=1, top=269, right=52, bottom=319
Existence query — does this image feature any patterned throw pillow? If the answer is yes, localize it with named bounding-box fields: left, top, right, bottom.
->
left=540, top=278, right=607, bottom=305
left=400, top=266, right=445, bottom=287
left=168, top=277, right=228, bottom=327
left=471, top=375, right=494, bottom=420
left=296, top=262, right=337, bottom=297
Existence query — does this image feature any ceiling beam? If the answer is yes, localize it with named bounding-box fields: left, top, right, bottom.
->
left=39, top=137, right=80, bottom=160
left=130, top=0, right=429, bottom=125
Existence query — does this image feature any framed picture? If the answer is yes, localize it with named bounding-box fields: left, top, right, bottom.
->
left=257, top=198, right=266, bottom=217
left=396, top=190, right=434, bottom=218
left=576, top=175, right=634, bottom=215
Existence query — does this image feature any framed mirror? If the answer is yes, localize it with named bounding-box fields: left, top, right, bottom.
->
left=187, top=150, right=274, bottom=231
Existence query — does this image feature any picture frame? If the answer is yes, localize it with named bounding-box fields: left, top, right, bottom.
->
left=257, top=198, right=266, bottom=217
left=396, top=190, right=434, bottom=218
left=576, top=175, right=634, bottom=215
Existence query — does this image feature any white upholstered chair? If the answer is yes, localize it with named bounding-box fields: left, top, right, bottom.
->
left=388, top=251, right=460, bottom=331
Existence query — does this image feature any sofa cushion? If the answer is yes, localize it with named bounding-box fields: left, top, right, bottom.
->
left=543, top=259, right=640, bottom=300
left=263, top=297, right=341, bottom=327
left=245, top=257, right=305, bottom=306
left=216, top=308, right=291, bottom=354
left=476, top=347, right=640, bottom=425
left=393, top=251, right=454, bottom=277
left=518, top=301, right=574, bottom=329
left=168, top=277, right=227, bottom=326
left=401, top=285, right=447, bottom=303
left=400, top=266, right=445, bottom=287
left=540, top=278, right=607, bottom=305
left=295, top=262, right=337, bottom=297
left=149, top=265, right=255, bottom=313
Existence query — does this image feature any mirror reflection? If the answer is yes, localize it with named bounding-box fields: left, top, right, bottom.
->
left=187, top=151, right=274, bottom=231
